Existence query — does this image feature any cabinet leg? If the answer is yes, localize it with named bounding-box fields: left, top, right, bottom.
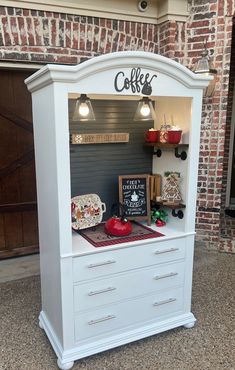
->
left=38, top=319, right=44, bottom=330
left=184, top=321, right=195, bottom=329
left=57, top=359, right=74, bottom=370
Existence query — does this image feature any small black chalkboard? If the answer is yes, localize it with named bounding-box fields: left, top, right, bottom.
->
left=119, top=174, right=151, bottom=225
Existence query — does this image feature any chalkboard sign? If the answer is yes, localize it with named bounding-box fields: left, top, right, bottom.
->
left=119, top=174, right=151, bottom=225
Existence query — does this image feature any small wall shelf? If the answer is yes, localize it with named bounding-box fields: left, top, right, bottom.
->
left=152, top=201, right=186, bottom=209
left=145, top=143, right=188, bottom=149
left=145, top=143, right=189, bottom=160
left=152, top=201, right=186, bottom=219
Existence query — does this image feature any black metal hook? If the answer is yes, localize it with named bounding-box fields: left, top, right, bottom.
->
left=172, top=209, right=184, bottom=219
left=175, top=148, right=187, bottom=160
left=153, top=149, right=162, bottom=157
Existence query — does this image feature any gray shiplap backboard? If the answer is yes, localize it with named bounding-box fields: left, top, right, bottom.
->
left=69, top=99, right=153, bottom=219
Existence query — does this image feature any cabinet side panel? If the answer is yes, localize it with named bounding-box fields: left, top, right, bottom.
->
left=185, top=93, right=203, bottom=232
left=32, top=86, right=63, bottom=344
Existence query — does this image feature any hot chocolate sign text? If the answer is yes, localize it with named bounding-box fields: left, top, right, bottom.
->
left=119, top=174, right=151, bottom=225
left=114, top=67, right=157, bottom=95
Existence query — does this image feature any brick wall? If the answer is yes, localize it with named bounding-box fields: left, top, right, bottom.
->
left=160, top=2, right=235, bottom=251
left=219, top=15, right=235, bottom=253
left=0, top=3, right=235, bottom=250
left=0, top=6, right=158, bottom=63
left=158, top=21, right=186, bottom=61
left=184, top=0, right=235, bottom=250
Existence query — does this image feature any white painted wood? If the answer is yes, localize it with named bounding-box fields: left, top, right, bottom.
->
left=184, top=321, right=196, bottom=329
left=152, top=149, right=188, bottom=215
left=57, top=359, right=74, bottom=370
left=38, top=319, right=44, bottom=330
left=74, top=261, right=185, bottom=312
left=184, top=92, right=204, bottom=232
left=26, top=51, right=211, bottom=94
left=74, top=287, right=184, bottom=341
left=71, top=226, right=193, bottom=257
left=25, top=51, right=209, bottom=369
left=154, top=97, right=191, bottom=143
left=31, top=85, right=64, bottom=345
left=72, top=237, right=186, bottom=282
left=40, top=308, right=196, bottom=363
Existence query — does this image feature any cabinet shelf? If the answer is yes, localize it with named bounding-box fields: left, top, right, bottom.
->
left=152, top=201, right=186, bottom=219
left=145, top=143, right=189, bottom=149
left=152, top=201, right=186, bottom=210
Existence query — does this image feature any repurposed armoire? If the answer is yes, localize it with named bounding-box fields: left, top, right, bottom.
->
left=25, top=52, right=210, bottom=370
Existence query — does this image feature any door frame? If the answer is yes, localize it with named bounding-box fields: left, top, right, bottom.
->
left=226, top=81, right=235, bottom=208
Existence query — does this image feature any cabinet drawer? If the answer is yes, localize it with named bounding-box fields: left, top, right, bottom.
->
left=74, top=261, right=185, bottom=312
left=73, top=238, right=185, bottom=282
left=74, top=287, right=184, bottom=342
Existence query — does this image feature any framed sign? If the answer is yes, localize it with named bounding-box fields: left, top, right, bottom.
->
left=71, top=133, right=129, bottom=144
left=119, top=174, right=151, bottom=225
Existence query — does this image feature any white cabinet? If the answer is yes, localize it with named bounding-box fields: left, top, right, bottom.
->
left=72, top=237, right=186, bottom=282
left=74, top=288, right=185, bottom=341
left=73, top=261, right=185, bottom=312
left=71, top=233, right=194, bottom=353
left=25, top=51, right=210, bottom=369
left=73, top=239, right=186, bottom=343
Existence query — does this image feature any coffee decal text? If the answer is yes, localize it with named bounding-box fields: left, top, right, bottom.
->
left=114, top=67, right=157, bottom=95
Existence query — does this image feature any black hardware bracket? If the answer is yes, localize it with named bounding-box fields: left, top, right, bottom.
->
left=153, top=149, right=162, bottom=157
left=172, top=209, right=184, bottom=219
left=174, top=148, right=187, bottom=160
left=153, top=148, right=187, bottom=160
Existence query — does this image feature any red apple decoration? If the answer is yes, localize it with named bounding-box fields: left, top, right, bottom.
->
left=155, top=219, right=166, bottom=227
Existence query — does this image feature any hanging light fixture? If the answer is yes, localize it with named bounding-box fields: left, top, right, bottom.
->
left=72, top=94, right=96, bottom=121
left=193, top=44, right=217, bottom=97
left=134, top=97, right=156, bottom=121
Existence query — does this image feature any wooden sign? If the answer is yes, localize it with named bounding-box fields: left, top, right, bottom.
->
left=149, top=174, right=161, bottom=201
left=71, top=133, right=129, bottom=145
left=119, top=174, right=151, bottom=225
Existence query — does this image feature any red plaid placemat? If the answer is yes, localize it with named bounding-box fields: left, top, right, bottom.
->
left=77, top=221, right=164, bottom=248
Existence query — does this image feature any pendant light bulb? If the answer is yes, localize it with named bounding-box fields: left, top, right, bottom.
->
left=79, top=102, right=89, bottom=117
left=72, top=94, right=96, bottom=122
left=133, top=96, right=156, bottom=121
left=140, top=103, right=151, bottom=117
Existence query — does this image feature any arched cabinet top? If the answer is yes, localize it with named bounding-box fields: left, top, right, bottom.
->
left=25, top=51, right=210, bottom=97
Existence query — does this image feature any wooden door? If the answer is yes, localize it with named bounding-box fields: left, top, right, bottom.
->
left=0, top=69, right=39, bottom=259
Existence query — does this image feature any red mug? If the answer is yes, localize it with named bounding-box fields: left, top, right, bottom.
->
left=145, top=130, right=159, bottom=143
left=167, top=130, right=182, bottom=144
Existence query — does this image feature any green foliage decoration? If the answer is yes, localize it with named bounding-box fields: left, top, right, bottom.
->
left=151, top=208, right=168, bottom=223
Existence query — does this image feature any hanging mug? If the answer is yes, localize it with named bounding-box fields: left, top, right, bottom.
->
left=145, top=129, right=159, bottom=143
left=167, top=126, right=182, bottom=144
left=167, top=130, right=182, bottom=144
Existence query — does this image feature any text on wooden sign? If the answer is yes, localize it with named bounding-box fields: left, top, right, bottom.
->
left=71, top=133, right=129, bottom=144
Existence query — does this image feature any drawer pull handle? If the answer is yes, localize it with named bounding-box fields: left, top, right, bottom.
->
left=154, top=247, right=179, bottom=255
left=153, top=298, right=176, bottom=307
left=88, top=315, right=116, bottom=325
left=87, top=260, right=116, bottom=269
left=88, top=287, right=117, bottom=296
left=154, top=272, right=178, bottom=280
